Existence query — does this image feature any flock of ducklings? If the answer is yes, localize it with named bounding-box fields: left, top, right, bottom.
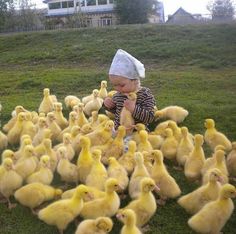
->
left=0, top=80, right=236, bottom=234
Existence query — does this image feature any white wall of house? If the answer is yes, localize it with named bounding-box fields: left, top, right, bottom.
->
left=44, top=0, right=114, bottom=16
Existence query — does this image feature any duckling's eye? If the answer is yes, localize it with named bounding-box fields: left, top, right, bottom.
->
left=85, top=192, right=88, bottom=194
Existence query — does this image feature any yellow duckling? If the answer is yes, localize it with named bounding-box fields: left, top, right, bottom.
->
left=1, top=149, right=17, bottom=164
left=118, top=140, right=137, bottom=175
left=226, top=141, right=236, bottom=178
left=3, top=105, right=27, bottom=133
left=184, top=134, right=205, bottom=181
left=43, top=139, right=58, bottom=172
left=129, top=152, right=150, bottom=199
left=137, top=130, right=153, bottom=153
left=54, top=133, right=75, bottom=161
left=178, top=168, right=223, bottom=214
left=86, top=149, right=108, bottom=191
left=202, top=149, right=228, bottom=185
left=155, top=105, right=189, bottom=123
left=121, top=177, right=158, bottom=227
left=150, top=150, right=181, bottom=204
left=98, top=80, right=108, bottom=99
left=204, top=118, right=232, bottom=151
left=38, top=185, right=91, bottom=234
left=21, top=112, right=37, bottom=140
left=14, top=135, right=32, bottom=160
left=82, top=90, right=96, bottom=105
left=103, top=125, right=126, bottom=163
left=84, top=89, right=103, bottom=116
left=53, top=102, right=68, bottom=129
left=14, top=182, right=62, bottom=214
left=7, top=112, right=25, bottom=145
left=32, top=116, right=48, bottom=146
left=80, top=178, right=121, bottom=219
left=188, top=184, right=236, bottom=234
left=38, top=88, right=55, bottom=114
left=160, top=128, right=178, bottom=160
left=201, top=145, right=226, bottom=176
left=26, top=155, right=53, bottom=185
left=105, top=90, right=117, bottom=119
left=116, top=209, right=142, bottom=234
left=76, top=136, right=93, bottom=183
left=56, top=146, right=79, bottom=185
left=86, top=120, right=114, bottom=147
left=64, top=95, right=81, bottom=109
left=62, top=185, right=105, bottom=201
left=133, top=123, right=163, bottom=149
left=176, top=126, right=194, bottom=167
left=15, top=145, right=38, bottom=180
left=75, top=103, right=89, bottom=127
left=75, top=216, right=113, bottom=234
left=168, top=120, right=182, bottom=142
left=58, top=111, right=78, bottom=142
left=46, top=112, right=62, bottom=143
left=0, top=158, right=23, bottom=209
left=0, top=130, right=8, bottom=150
left=107, top=157, right=129, bottom=192
left=152, top=120, right=172, bottom=137
left=120, top=92, right=137, bottom=134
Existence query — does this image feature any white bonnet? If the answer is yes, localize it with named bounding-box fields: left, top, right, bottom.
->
left=109, top=49, right=145, bottom=80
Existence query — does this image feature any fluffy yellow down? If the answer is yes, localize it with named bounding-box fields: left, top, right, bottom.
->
left=14, top=182, right=62, bottom=214
left=75, top=217, right=113, bottom=234
left=117, top=209, right=142, bottom=234
left=121, top=177, right=157, bottom=227
left=38, top=185, right=90, bottom=234
left=80, top=178, right=121, bottom=219
left=188, top=184, right=236, bottom=234
left=178, top=168, right=222, bottom=214
left=204, top=118, right=232, bottom=151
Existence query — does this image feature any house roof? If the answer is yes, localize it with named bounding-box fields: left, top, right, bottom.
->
left=166, top=7, right=195, bottom=23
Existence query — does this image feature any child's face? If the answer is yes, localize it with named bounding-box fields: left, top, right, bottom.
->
left=109, top=75, right=139, bottom=94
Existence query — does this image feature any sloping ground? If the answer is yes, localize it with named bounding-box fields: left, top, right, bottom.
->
left=0, top=23, right=236, bottom=234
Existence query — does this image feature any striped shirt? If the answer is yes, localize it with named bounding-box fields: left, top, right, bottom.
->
left=105, top=87, right=156, bottom=130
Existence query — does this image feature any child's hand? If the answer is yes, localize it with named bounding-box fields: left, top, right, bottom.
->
left=124, top=99, right=135, bottom=113
left=104, top=97, right=116, bottom=109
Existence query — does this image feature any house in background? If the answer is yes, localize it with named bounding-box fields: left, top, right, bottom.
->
left=43, top=0, right=116, bottom=27
left=43, top=0, right=165, bottom=27
left=149, top=1, right=165, bottom=24
left=166, top=7, right=198, bottom=25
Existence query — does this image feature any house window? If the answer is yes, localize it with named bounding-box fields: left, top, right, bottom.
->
left=49, top=2, right=61, bottom=9
left=98, top=0, right=107, bottom=5
left=87, top=0, right=96, bottom=6
left=76, top=0, right=85, bottom=7
left=62, top=1, right=74, bottom=8
left=101, top=17, right=112, bottom=26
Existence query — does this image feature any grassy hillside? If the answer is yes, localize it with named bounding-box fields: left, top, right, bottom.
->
left=0, top=23, right=236, bottom=234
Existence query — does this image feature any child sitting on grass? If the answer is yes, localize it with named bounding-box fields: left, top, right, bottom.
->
left=104, top=49, right=156, bottom=136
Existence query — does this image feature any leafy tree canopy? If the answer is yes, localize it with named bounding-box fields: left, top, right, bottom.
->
left=207, top=0, right=235, bottom=19
left=115, top=0, right=157, bottom=24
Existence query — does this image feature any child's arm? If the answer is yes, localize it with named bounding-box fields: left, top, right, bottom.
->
left=103, top=97, right=116, bottom=113
left=132, top=88, right=156, bottom=125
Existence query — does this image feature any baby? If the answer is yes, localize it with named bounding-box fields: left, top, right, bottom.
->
left=104, top=49, right=156, bottom=134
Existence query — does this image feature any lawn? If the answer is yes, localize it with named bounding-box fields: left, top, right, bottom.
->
left=0, top=23, right=236, bottom=234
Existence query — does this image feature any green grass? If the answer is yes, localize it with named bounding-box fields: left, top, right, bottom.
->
left=0, top=23, right=236, bottom=234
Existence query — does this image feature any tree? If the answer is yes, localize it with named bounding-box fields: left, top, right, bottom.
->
left=0, top=0, right=15, bottom=30
left=207, top=0, right=235, bottom=21
left=115, top=0, right=156, bottom=24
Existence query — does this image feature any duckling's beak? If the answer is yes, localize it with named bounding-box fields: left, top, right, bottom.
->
left=118, top=184, right=124, bottom=191
left=154, top=184, right=160, bottom=193
left=116, top=212, right=122, bottom=220
left=217, top=176, right=224, bottom=184
left=87, top=192, right=94, bottom=201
